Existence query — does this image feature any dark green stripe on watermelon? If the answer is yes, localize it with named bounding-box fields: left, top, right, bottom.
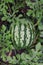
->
left=18, top=22, right=21, bottom=49
left=24, top=24, right=27, bottom=48
left=27, top=23, right=32, bottom=47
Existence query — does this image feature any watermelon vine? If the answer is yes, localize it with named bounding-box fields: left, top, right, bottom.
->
left=0, top=0, right=43, bottom=65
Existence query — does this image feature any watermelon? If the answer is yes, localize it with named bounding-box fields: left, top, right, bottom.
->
left=10, top=19, right=36, bottom=50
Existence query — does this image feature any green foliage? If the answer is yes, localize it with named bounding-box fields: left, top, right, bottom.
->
left=0, top=43, right=43, bottom=65
left=0, top=0, right=43, bottom=65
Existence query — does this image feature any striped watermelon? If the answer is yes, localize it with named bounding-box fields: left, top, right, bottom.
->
left=10, top=19, right=36, bottom=50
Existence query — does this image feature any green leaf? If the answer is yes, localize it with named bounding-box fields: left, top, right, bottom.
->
left=7, top=56, right=13, bottom=63
left=12, top=56, right=18, bottom=64
left=2, top=17, right=7, bottom=21
left=1, top=25, right=6, bottom=32
left=1, top=54, right=6, bottom=61
left=20, top=60, right=28, bottom=65
left=27, top=10, right=33, bottom=16
left=21, top=53, right=31, bottom=60
left=16, top=54, right=20, bottom=61
left=36, top=42, right=41, bottom=51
